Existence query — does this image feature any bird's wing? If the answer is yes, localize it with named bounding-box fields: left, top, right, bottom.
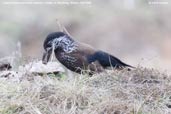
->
left=68, top=42, right=104, bottom=72
left=70, top=43, right=96, bottom=66
left=74, top=42, right=133, bottom=69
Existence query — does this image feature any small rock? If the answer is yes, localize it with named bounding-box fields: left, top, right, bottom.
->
left=19, top=61, right=65, bottom=75
left=0, top=63, right=12, bottom=71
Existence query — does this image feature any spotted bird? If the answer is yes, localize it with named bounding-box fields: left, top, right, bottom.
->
left=42, top=32, right=134, bottom=75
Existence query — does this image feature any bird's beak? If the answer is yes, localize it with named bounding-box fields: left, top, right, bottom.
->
left=42, top=49, right=52, bottom=64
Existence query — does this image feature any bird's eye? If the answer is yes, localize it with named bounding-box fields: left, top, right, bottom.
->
left=44, top=41, right=52, bottom=50
left=46, top=47, right=52, bottom=51
left=47, top=41, right=52, bottom=45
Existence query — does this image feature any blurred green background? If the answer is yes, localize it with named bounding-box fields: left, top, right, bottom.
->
left=0, top=0, right=171, bottom=73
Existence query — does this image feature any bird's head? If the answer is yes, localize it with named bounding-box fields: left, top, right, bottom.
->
left=42, top=32, right=76, bottom=64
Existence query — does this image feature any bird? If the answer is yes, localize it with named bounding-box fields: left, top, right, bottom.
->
left=42, top=32, right=134, bottom=75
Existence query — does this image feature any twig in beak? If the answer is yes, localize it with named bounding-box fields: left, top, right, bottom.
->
left=50, top=42, right=55, bottom=62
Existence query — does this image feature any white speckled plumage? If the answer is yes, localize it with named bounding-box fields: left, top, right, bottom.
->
left=51, top=35, right=78, bottom=53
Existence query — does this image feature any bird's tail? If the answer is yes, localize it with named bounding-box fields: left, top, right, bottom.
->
left=109, top=55, right=135, bottom=69
left=94, top=51, right=134, bottom=70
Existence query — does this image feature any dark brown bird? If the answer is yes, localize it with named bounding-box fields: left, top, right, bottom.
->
left=42, top=32, right=133, bottom=75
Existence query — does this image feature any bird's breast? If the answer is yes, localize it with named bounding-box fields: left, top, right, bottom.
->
left=55, top=52, right=76, bottom=66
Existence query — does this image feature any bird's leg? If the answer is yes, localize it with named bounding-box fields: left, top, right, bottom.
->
left=88, top=61, right=104, bottom=74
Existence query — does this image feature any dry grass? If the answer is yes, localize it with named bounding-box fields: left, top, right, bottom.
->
left=0, top=61, right=171, bottom=114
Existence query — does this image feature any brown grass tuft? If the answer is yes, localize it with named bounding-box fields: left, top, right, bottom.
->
left=0, top=63, right=171, bottom=114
